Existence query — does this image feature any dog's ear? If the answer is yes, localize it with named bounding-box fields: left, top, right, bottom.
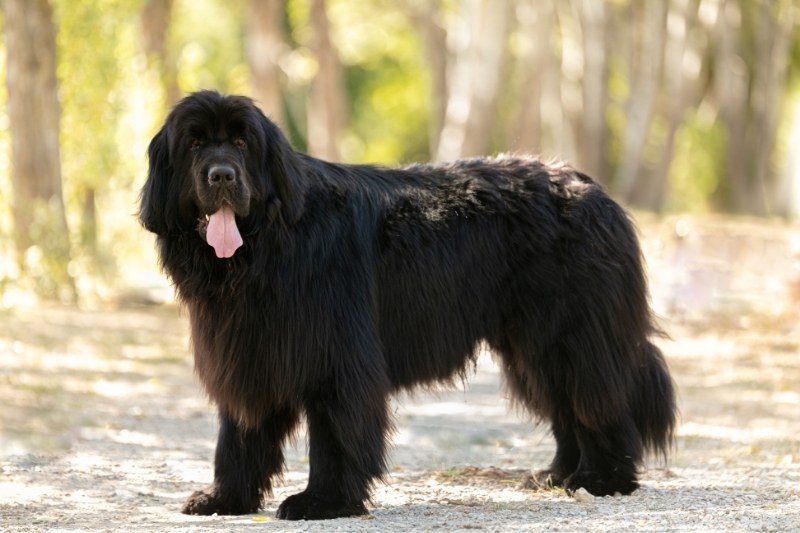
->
left=257, top=111, right=308, bottom=224
left=139, top=126, right=175, bottom=235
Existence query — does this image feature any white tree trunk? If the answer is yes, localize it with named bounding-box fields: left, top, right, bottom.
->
left=307, top=0, right=346, bottom=161
left=614, top=1, right=668, bottom=201
left=246, top=0, right=286, bottom=126
left=4, top=0, right=74, bottom=299
left=511, top=0, right=555, bottom=154
left=435, top=0, right=511, bottom=161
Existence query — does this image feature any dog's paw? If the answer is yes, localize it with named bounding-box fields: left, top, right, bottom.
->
left=182, top=486, right=259, bottom=516
left=276, top=491, right=368, bottom=520
left=564, top=470, right=639, bottom=497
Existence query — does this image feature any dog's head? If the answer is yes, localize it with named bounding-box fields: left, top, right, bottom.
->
left=139, top=91, right=306, bottom=258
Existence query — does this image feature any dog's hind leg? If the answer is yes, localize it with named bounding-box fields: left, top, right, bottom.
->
left=497, top=340, right=581, bottom=490
left=509, top=366, right=643, bottom=495
left=555, top=324, right=646, bottom=496
left=520, top=414, right=580, bottom=490
left=564, top=412, right=642, bottom=496
left=499, top=320, right=645, bottom=496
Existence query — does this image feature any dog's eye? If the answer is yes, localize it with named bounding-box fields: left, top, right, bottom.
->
left=190, top=139, right=203, bottom=150
left=233, top=138, right=246, bottom=149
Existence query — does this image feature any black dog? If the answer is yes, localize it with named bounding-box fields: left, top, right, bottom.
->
left=139, top=90, right=676, bottom=520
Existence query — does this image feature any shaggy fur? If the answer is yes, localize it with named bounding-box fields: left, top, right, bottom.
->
left=139, top=90, right=677, bottom=520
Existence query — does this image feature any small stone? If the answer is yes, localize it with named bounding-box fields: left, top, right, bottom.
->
left=572, top=488, right=595, bottom=503
left=113, top=489, right=136, bottom=500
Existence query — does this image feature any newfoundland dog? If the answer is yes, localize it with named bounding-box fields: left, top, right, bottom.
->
left=139, top=90, right=676, bottom=520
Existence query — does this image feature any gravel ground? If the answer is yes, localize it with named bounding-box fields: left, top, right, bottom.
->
left=1, top=215, right=799, bottom=531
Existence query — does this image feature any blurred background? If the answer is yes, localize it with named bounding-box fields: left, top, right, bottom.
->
left=0, top=1, right=799, bottom=494
left=0, top=0, right=799, bottom=306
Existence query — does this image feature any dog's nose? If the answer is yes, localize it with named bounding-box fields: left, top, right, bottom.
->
left=208, top=165, right=236, bottom=186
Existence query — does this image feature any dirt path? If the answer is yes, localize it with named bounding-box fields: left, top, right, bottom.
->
left=1, top=216, right=799, bottom=531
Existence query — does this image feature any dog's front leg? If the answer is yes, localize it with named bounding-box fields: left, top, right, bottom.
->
left=183, top=409, right=298, bottom=515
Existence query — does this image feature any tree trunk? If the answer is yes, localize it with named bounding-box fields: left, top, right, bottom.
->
left=511, top=0, right=555, bottom=154
left=246, top=0, right=286, bottom=127
left=716, top=0, right=768, bottom=214
left=575, top=0, right=610, bottom=179
left=541, top=1, right=574, bottom=160
left=307, top=0, right=346, bottom=161
left=713, top=0, right=795, bottom=215
left=141, top=0, right=180, bottom=106
left=4, top=0, right=74, bottom=301
left=614, top=1, right=668, bottom=202
left=409, top=0, right=448, bottom=158
left=435, top=0, right=511, bottom=161
left=753, top=0, right=795, bottom=216
left=637, top=0, right=704, bottom=211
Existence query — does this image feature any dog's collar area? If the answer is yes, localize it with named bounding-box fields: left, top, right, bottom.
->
left=196, top=215, right=209, bottom=237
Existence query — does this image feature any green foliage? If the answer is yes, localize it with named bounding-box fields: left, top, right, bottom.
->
left=52, top=0, right=154, bottom=301
left=18, top=199, right=75, bottom=302
left=171, top=0, right=249, bottom=94
left=0, top=16, right=11, bottom=290
left=345, top=60, right=430, bottom=164
left=791, top=30, right=800, bottom=86
left=667, top=109, right=725, bottom=212
left=56, top=0, right=131, bottom=180
left=604, top=56, right=630, bottom=182
left=286, top=0, right=431, bottom=164
left=334, top=0, right=430, bottom=163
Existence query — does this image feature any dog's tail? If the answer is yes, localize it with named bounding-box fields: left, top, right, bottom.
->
left=631, top=340, right=678, bottom=460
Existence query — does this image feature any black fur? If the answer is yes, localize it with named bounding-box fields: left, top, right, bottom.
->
left=139, top=91, right=677, bottom=519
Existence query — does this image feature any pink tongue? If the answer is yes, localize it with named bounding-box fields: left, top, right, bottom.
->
left=206, top=205, right=243, bottom=258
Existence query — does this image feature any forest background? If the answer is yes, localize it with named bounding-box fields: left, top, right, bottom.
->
left=1, top=0, right=799, bottom=304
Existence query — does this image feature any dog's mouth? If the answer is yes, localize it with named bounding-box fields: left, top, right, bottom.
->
left=192, top=159, right=252, bottom=259
left=197, top=204, right=243, bottom=259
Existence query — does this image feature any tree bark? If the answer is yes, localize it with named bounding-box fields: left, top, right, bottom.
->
left=408, top=0, right=448, bottom=158
left=715, top=0, right=762, bottom=213
left=713, top=0, right=795, bottom=214
left=614, top=1, right=668, bottom=202
left=435, top=0, right=512, bottom=161
left=639, top=0, right=704, bottom=211
left=307, top=0, right=346, bottom=161
left=753, top=0, right=795, bottom=216
left=511, top=0, right=555, bottom=154
left=141, top=0, right=180, bottom=106
left=575, top=0, right=610, bottom=179
left=246, top=0, right=286, bottom=127
left=4, top=0, right=74, bottom=300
